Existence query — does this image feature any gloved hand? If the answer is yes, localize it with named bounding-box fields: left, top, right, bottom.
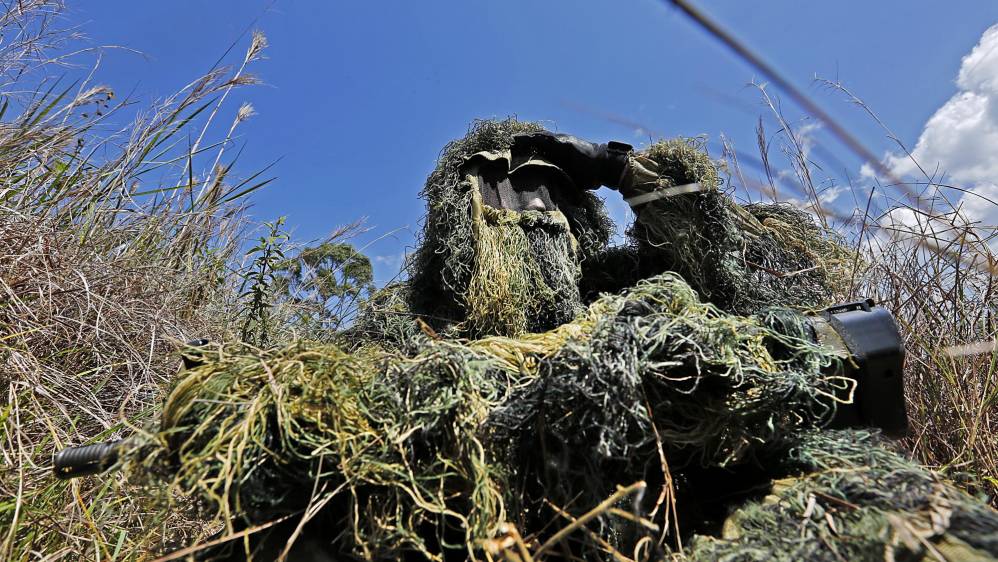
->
left=511, top=131, right=632, bottom=190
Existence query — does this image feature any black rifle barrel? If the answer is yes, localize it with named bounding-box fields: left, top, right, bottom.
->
left=53, top=439, right=122, bottom=479
left=52, top=339, right=209, bottom=480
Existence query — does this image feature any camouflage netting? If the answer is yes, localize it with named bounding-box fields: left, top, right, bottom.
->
left=688, top=430, right=998, bottom=561
left=123, top=119, right=998, bottom=560
left=372, top=123, right=853, bottom=350
left=127, top=272, right=843, bottom=559
left=129, top=274, right=998, bottom=560
left=623, top=138, right=853, bottom=314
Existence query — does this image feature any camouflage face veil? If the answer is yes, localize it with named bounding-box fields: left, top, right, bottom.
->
left=406, top=119, right=613, bottom=338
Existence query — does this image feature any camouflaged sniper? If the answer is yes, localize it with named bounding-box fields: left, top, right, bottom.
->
left=59, top=118, right=998, bottom=561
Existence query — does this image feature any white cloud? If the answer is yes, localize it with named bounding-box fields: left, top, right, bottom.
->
left=372, top=253, right=406, bottom=285
left=373, top=254, right=403, bottom=266
left=884, top=25, right=998, bottom=231
left=796, top=122, right=822, bottom=159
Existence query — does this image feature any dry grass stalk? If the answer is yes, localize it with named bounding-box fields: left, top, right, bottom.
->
left=719, top=76, right=998, bottom=506
left=0, top=2, right=269, bottom=558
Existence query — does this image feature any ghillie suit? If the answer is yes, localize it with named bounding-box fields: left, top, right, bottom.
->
left=122, top=119, right=998, bottom=561
left=399, top=119, right=615, bottom=339
left=620, top=141, right=853, bottom=314
left=688, top=431, right=998, bottom=562
left=357, top=120, right=851, bottom=348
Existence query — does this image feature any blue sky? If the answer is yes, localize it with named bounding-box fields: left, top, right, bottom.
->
left=72, top=1, right=998, bottom=283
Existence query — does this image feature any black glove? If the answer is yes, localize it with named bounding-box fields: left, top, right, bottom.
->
left=511, top=131, right=632, bottom=190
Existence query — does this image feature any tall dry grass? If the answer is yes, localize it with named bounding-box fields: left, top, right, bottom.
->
left=0, top=2, right=269, bottom=558
left=869, top=204, right=998, bottom=497
left=726, top=82, right=998, bottom=505
left=665, top=0, right=997, bottom=503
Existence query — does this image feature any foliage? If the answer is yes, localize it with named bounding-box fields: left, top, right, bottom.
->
left=123, top=123, right=998, bottom=561
left=238, top=216, right=290, bottom=346
left=273, top=239, right=375, bottom=334
left=0, top=2, right=269, bottom=559
left=2, top=1, right=996, bottom=559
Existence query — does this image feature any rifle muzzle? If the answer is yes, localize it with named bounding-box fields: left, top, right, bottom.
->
left=53, top=440, right=122, bottom=479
